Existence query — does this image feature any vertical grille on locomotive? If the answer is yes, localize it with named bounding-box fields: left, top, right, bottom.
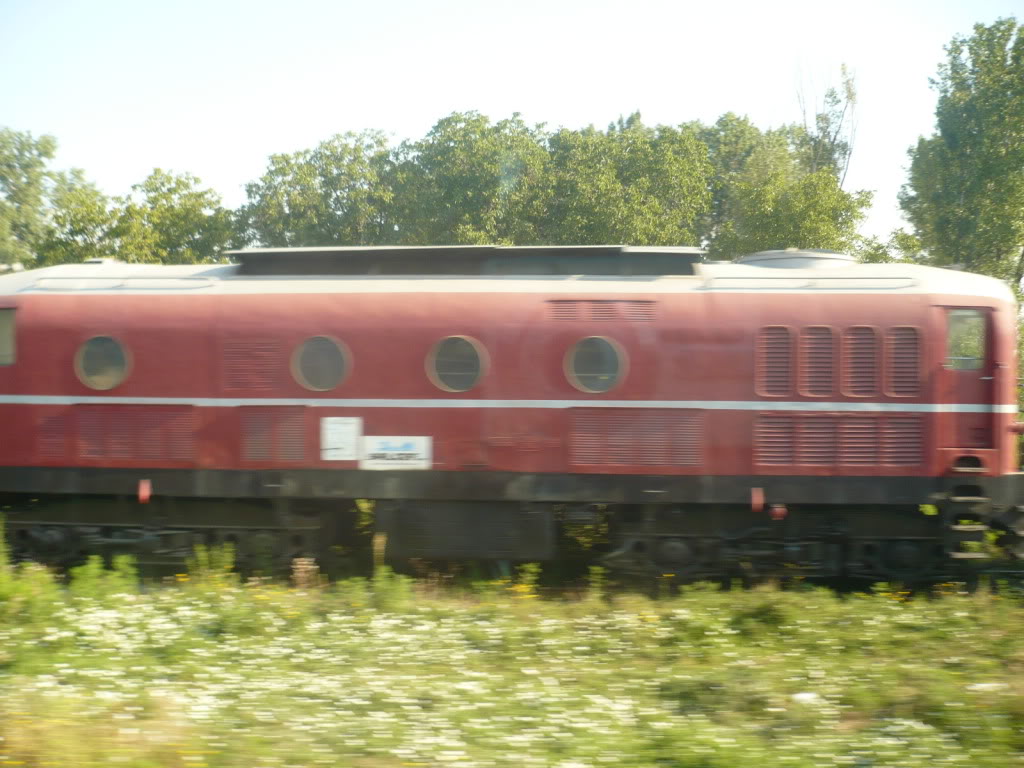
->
left=756, top=326, right=793, bottom=396
left=843, top=326, right=879, bottom=396
left=886, top=327, right=921, bottom=397
left=240, top=407, right=306, bottom=462
left=799, top=326, right=835, bottom=396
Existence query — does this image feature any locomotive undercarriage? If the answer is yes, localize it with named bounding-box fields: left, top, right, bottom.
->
left=1, top=495, right=338, bottom=573
left=371, top=497, right=1013, bottom=584
left=602, top=501, right=1000, bottom=584
left=3, top=476, right=1023, bottom=585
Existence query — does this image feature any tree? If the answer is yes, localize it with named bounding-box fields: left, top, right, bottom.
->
left=388, top=113, right=551, bottom=245
left=704, top=126, right=871, bottom=259
left=0, top=129, right=56, bottom=265
left=689, top=113, right=763, bottom=245
left=110, top=169, right=233, bottom=263
left=238, top=131, right=393, bottom=247
left=793, top=66, right=858, bottom=183
left=36, top=170, right=117, bottom=265
left=900, top=18, right=1024, bottom=283
left=542, top=114, right=711, bottom=245
left=692, top=76, right=870, bottom=261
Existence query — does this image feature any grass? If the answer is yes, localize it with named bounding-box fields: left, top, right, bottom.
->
left=1, top=546, right=1024, bottom=766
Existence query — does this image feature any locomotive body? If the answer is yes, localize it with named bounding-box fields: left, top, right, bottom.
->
left=0, top=246, right=1020, bottom=580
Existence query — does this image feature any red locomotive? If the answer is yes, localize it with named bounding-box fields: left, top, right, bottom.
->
left=0, top=245, right=1021, bottom=581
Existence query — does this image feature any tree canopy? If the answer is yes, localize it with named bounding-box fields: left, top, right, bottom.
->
left=900, top=18, right=1024, bottom=282
left=0, top=93, right=876, bottom=266
left=0, top=129, right=56, bottom=265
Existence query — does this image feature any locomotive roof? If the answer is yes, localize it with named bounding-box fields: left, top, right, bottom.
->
left=0, top=249, right=1015, bottom=302
left=225, top=245, right=707, bottom=277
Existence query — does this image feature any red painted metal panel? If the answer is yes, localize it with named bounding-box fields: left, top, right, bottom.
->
left=0, top=285, right=1014, bottom=481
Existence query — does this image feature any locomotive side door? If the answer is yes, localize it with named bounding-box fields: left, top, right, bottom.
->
left=938, top=307, right=994, bottom=450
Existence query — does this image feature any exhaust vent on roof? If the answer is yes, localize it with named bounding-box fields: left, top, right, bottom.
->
left=736, top=249, right=856, bottom=269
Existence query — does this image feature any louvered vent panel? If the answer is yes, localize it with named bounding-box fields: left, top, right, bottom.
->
left=223, top=340, right=282, bottom=391
left=241, top=407, right=305, bottom=462
left=755, top=414, right=795, bottom=465
left=623, top=301, right=656, bottom=322
left=77, top=409, right=104, bottom=459
left=165, top=412, right=196, bottom=461
left=757, top=327, right=792, bottom=396
left=800, top=327, right=834, bottom=396
left=548, top=301, right=580, bottom=321
left=605, top=411, right=633, bottom=464
left=798, top=416, right=837, bottom=465
left=137, top=409, right=197, bottom=461
left=38, top=413, right=69, bottom=459
left=73, top=406, right=195, bottom=461
left=241, top=408, right=273, bottom=461
left=843, top=327, right=879, bottom=396
left=277, top=408, right=306, bottom=461
left=106, top=410, right=135, bottom=459
left=138, top=411, right=165, bottom=461
left=569, top=409, right=702, bottom=466
left=668, top=412, right=702, bottom=465
left=887, top=327, right=920, bottom=397
left=569, top=412, right=603, bottom=464
left=884, top=416, right=923, bottom=466
left=839, top=417, right=879, bottom=465
left=548, top=300, right=657, bottom=322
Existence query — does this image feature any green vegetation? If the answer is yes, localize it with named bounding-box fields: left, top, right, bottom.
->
left=901, top=18, right=1024, bottom=283
left=2, top=541, right=1024, bottom=766
left=0, top=103, right=871, bottom=266
left=1, top=79, right=874, bottom=267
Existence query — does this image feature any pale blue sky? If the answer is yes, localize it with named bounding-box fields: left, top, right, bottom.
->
left=2, top=0, right=1021, bottom=241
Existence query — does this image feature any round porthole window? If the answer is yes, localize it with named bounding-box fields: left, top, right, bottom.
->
left=76, top=336, right=129, bottom=390
left=566, top=336, right=624, bottom=393
left=292, top=336, right=348, bottom=391
left=429, top=336, right=485, bottom=392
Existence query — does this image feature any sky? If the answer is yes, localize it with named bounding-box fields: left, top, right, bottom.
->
left=2, top=0, right=1021, bottom=242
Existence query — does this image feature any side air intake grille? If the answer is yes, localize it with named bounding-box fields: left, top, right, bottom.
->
left=755, top=414, right=795, bottom=465
left=886, top=327, right=920, bottom=397
left=223, top=340, right=282, bottom=391
left=800, top=326, right=835, bottom=396
left=73, top=406, right=196, bottom=462
left=756, top=327, right=792, bottom=396
left=883, top=416, right=923, bottom=466
left=548, top=300, right=657, bottom=322
left=843, top=326, right=879, bottom=396
left=756, top=414, right=922, bottom=468
left=797, top=416, right=838, bottom=465
left=570, top=409, right=702, bottom=466
left=240, top=407, right=305, bottom=462
left=839, top=417, right=880, bottom=465
left=38, top=412, right=69, bottom=459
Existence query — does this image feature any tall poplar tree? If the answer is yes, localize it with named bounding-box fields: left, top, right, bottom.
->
left=900, top=18, right=1024, bottom=283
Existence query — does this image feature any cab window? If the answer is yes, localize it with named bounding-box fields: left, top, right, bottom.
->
left=946, top=309, right=986, bottom=370
left=0, top=309, right=13, bottom=365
